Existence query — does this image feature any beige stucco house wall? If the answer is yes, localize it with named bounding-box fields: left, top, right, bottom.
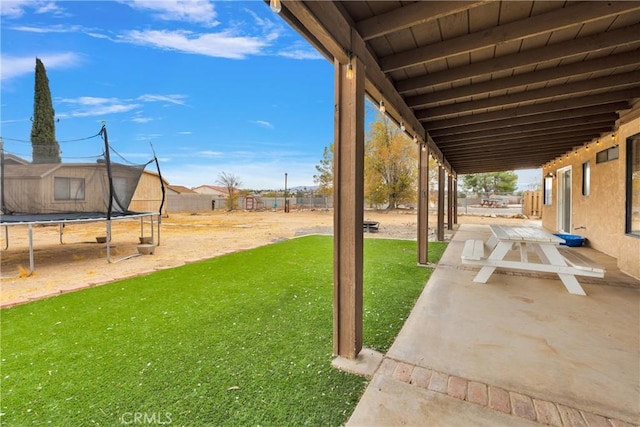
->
left=542, top=101, right=640, bottom=280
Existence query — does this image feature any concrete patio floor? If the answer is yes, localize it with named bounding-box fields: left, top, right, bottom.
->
left=346, top=224, right=640, bottom=426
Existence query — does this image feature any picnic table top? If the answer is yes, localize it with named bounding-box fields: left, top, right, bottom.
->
left=489, top=225, right=563, bottom=244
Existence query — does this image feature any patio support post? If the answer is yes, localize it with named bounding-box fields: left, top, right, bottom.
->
left=437, top=166, right=445, bottom=241
left=447, top=173, right=453, bottom=230
left=417, top=144, right=430, bottom=265
left=333, top=56, right=364, bottom=359
left=453, top=177, right=458, bottom=225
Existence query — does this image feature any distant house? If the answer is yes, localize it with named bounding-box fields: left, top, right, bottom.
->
left=191, top=185, right=229, bottom=198
left=166, top=184, right=223, bottom=212
left=1, top=162, right=145, bottom=215
left=167, top=185, right=196, bottom=195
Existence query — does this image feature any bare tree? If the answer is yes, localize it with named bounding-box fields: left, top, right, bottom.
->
left=216, top=172, right=242, bottom=211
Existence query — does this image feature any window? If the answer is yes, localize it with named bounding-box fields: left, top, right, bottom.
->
left=596, top=146, right=619, bottom=164
left=626, top=134, right=640, bottom=237
left=54, top=177, right=85, bottom=200
left=543, top=175, right=553, bottom=205
left=582, top=161, right=590, bottom=196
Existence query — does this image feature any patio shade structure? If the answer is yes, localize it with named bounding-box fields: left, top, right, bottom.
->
left=272, top=0, right=640, bottom=359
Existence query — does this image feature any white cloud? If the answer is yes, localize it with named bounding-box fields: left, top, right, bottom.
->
left=10, top=24, right=85, bottom=33
left=253, top=120, right=274, bottom=129
left=119, top=29, right=268, bottom=59
left=57, top=96, right=141, bottom=118
left=138, top=94, right=188, bottom=106
left=35, top=2, right=66, bottom=16
left=131, top=116, right=153, bottom=124
left=54, top=93, right=188, bottom=119
left=1, top=0, right=64, bottom=18
left=242, top=7, right=281, bottom=42
left=278, top=49, right=324, bottom=60
left=123, top=0, right=218, bottom=27
left=177, top=131, right=192, bottom=135
left=197, top=150, right=223, bottom=158
left=0, top=52, right=83, bottom=81
left=134, top=133, right=163, bottom=142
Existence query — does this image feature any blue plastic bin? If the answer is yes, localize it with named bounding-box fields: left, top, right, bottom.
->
left=553, top=233, right=584, bottom=247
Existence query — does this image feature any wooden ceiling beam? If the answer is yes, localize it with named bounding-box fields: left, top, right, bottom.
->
left=453, top=159, right=555, bottom=173
left=396, top=24, right=640, bottom=93
left=445, top=146, right=585, bottom=162
left=380, top=2, right=640, bottom=72
left=421, top=89, right=640, bottom=126
left=356, top=1, right=488, bottom=41
left=416, top=71, right=640, bottom=118
left=436, top=128, right=609, bottom=149
left=452, top=155, right=559, bottom=164
left=441, top=136, right=602, bottom=155
left=407, top=50, right=640, bottom=108
left=428, top=103, right=629, bottom=137
left=433, top=113, right=617, bottom=143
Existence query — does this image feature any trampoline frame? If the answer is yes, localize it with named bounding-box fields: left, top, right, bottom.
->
left=1, top=211, right=161, bottom=276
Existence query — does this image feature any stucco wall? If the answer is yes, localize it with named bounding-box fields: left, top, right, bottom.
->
left=541, top=102, right=640, bottom=280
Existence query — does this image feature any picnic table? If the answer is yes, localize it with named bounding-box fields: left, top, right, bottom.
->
left=481, top=198, right=506, bottom=207
left=461, top=225, right=605, bottom=295
left=363, top=221, right=379, bottom=233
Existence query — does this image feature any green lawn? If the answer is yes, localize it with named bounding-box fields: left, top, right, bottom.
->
left=1, top=236, right=446, bottom=426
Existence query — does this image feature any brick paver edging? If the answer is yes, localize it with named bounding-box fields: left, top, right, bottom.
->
left=378, top=357, right=638, bottom=427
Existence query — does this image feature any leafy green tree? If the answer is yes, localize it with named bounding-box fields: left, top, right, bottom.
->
left=313, top=143, right=333, bottom=197
left=30, top=58, right=61, bottom=164
left=365, top=114, right=417, bottom=209
left=216, top=172, right=242, bottom=211
left=461, top=171, right=518, bottom=194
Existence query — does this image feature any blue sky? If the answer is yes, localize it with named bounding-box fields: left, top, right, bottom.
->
left=0, top=0, right=540, bottom=191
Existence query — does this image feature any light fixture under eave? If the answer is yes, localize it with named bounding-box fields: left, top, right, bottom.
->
left=421, top=144, right=426, bottom=152
left=270, top=0, right=282, bottom=13
left=400, top=122, right=406, bottom=132
left=412, top=135, right=418, bottom=143
left=346, top=62, right=353, bottom=80
left=379, top=100, right=385, bottom=113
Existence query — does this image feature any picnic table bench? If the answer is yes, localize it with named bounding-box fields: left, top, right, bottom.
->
left=461, top=225, right=605, bottom=295
left=363, top=221, right=379, bottom=233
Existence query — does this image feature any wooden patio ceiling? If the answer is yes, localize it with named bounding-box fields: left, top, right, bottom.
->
left=277, top=1, right=640, bottom=175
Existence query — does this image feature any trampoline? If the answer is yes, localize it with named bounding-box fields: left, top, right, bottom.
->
left=1, top=211, right=160, bottom=276
left=1, top=124, right=166, bottom=276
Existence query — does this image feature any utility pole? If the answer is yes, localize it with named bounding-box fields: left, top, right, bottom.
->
left=284, top=172, right=289, bottom=213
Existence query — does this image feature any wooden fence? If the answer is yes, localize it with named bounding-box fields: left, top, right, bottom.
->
left=522, top=190, right=542, bottom=218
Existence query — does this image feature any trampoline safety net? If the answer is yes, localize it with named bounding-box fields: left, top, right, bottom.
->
left=0, top=125, right=160, bottom=219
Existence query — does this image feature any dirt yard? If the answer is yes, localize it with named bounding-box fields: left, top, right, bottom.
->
left=1, top=209, right=536, bottom=307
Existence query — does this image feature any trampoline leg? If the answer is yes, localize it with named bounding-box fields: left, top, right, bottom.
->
left=106, top=220, right=112, bottom=263
left=59, top=223, right=65, bottom=244
left=2, top=226, right=8, bottom=250
left=28, top=224, right=34, bottom=275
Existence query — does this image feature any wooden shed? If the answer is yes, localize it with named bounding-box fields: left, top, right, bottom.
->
left=129, top=169, right=168, bottom=216
left=1, top=162, right=144, bottom=214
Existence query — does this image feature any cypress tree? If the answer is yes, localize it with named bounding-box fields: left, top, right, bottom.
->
left=30, top=57, right=61, bottom=163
